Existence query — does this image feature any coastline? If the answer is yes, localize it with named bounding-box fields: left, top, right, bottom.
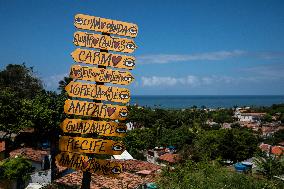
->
left=130, top=95, right=284, bottom=109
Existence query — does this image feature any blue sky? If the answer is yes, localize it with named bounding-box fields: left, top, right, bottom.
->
left=0, top=0, right=284, bottom=95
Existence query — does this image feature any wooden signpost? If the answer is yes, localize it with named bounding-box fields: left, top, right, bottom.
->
left=71, top=48, right=135, bottom=70
left=73, top=31, right=137, bottom=53
left=59, top=136, right=125, bottom=155
left=56, top=152, right=122, bottom=176
left=56, top=152, right=122, bottom=177
left=58, top=13, right=138, bottom=188
left=65, top=81, right=131, bottom=103
left=61, top=118, right=127, bottom=137
left=74, top=14, right=138, bottom=38
left=69, top=65, right=134, bottom=85
left=64, top=99, right=128, bottom=120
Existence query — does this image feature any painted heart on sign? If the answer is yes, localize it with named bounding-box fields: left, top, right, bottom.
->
left=83, top=161, right=89, bottom=169
left=107, top=107, right=116, bottom=117
left=113, top=41, right=120, bottom=49
left=112, top=56, right=122, bottom=66
left=92, top=38, right=99, bottom=46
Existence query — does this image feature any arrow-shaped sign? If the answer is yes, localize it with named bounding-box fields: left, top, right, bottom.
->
left=64, top=99, right=128, bottom=120
left=60, top=118, right=127, bottom=137
left=56, top=152, right=123, bottom=177
left=74, top=14, right=138, bottom=38
left=73, top=31, right=137, bottom=53
left=59, top=136, right=125, bottom=155
left=71, top=48, right=135, bottom=70
left=65, top=81, right=131, bottom=103
left=69, top=65, right=134, bottom=85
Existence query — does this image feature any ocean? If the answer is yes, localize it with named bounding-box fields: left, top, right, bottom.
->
left=130, top=95, right=284, bottom=109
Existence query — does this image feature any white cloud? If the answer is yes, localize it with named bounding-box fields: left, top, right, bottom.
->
left=137, top=50, right=284, bottom=65
left=141, top=75, right=204, bottom=87
left=137, top=50, right=246, bottom=64
left=43, top=73, right=68, bottom=90
left=140, top=75, right=258, bottom=87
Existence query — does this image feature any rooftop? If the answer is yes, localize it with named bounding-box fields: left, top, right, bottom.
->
left=158, top=153, right=181, bottom=163
left=9, top=147, right=49, bottom=162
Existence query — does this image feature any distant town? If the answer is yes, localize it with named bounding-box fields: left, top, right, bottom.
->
left=0, top=65, right=284, bottom=188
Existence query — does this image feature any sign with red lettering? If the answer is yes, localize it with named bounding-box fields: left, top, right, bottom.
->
left=73, top=31, right=137, bottom=53
left=65, top=81, right=130, bottom=103
left=71, top=48, right=135, bottom=70
left=56, top=152, right=122, bottom=177
left=69, top=65, right=134, bottom=85
left=74, top=14, right=138, bottom=38
left=64, top=99, right=128, bottom=120
left=59, top=136, right=125, bottom=155
left=60, top=118, right=127, bottom=137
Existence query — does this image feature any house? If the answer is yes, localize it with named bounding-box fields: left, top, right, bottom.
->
left=0, top=140, right=6, bottom=160
left=259, top=143, right=284, bottom=156
left=112, top=150, right=134, bottom=160
left=146, top=147, right=166, bottom=164
left=55, top=159, right=161, bottom=189
left=237, top=113, right=266, bottom=122
left=9, top=147, right=50, bottom=171
left=158, top=153, right=181, bottom=165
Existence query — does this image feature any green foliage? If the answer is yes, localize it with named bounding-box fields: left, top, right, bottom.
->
left=0, top=156, right=33, bottom=181
left=193, top=128, right=259, bottom=162
left=254, top=152, right=284, bottom=179
left=210, top=109, right=234, bottom=124
left=263, top=129, right=284, bottom=145
left=0, top=63, right=43, bottom=99
left=158, top=161, right=284, bottom=189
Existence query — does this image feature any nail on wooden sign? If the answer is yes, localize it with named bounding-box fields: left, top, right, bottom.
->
left=74, top=14, right=138, bottom=38
left=61, top=118, right=127, bottom=137
left=69, top=65, right=134, bottom=85
left=59, top=136, right=125, bottom=155
left=56, top=152, right=122, bottom=177
left=71, top=48, right=135, bottom=70
left=73, top=31, right=137, bottom=53
left=65, top=81, right=130, bottom=103
left=64, top=99, right=128, bottom=120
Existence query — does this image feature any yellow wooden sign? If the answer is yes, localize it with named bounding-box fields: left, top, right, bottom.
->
left=65, top=81, right=130, bottom=103
left=64, top=99, right=128, bottom=120
left=56, top=152, right=122, bottom=177
left=74, top=14, right=138, bottom=38
left=59, top=136, right=125, bottom=155
left=73, top=31, right=137, bottom=53
left=60, top=118, right=127, bottom=137
left=69, top=65, right=134, bottom=85
left=71, top=48, right=135, bottom=70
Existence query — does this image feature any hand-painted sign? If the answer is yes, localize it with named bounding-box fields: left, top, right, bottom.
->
left=65, top=81, right=130, bottom=103
left=69, top=65, right=134, bottom=85
left=74, top=14, right=138, bottom=38
left=59, top=136, right=125, bottom=155
left=56, top=152, right=122, bottom=177
left=73, top=31, right=137, bottom=53
left=71, top=48, right=135, bottom=70
left=64, top=99, right=128, bottom=120
left=60, top=118, right=127, bottom=137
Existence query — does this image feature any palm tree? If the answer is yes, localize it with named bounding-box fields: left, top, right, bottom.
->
left=58, top=76, right=73, bottom=94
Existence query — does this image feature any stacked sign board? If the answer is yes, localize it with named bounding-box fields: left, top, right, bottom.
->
left=57, top=14, right=138, bottom=177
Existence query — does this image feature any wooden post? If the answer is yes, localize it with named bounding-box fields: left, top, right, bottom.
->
left=80, top=32, right=110, bottom=189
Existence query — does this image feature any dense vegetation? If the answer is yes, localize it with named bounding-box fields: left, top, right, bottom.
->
left=1, top=64, right=284, bottom=188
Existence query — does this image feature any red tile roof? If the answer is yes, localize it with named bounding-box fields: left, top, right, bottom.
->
left=55, top=159, right=160, bottom=189
left=9, top=147, right=48, bottom=162
left=259, top=143, right=271, bottom=153
left=56, top=171, right=158, bottom=189
left=158, top=153, right=180, bottom=163
left=0, top=141, right=5, bottom=152
left=116, top=159, right=161, bottom=173
left=271, top=146, right=284, bottom=156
